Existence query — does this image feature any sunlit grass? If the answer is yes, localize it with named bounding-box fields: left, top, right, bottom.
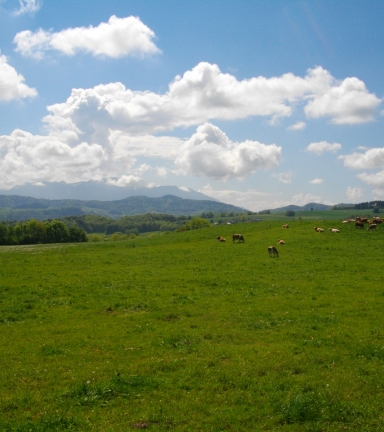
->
left=1, top=219, right=384, bottom=430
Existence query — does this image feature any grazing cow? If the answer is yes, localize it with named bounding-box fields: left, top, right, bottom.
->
left=277, top=239, right=285, bottom=245
left=314, top=227, right=324, bottom=232
left=268, top=246, right=279, bottom=257
left=232, top=233, right=245, bottom=243
left=216, top=236, right=226, bottom=242
left=282, top=224, right=289, bottom=229
left=342, top=220, right=351, bottom=224
left=355, top=222, right=364, bottom=228
left=367, top=224, right=377, bottom=231
left=328, top=228, right=340, bottom=233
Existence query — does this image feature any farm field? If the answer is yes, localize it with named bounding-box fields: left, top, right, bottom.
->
left=1, top=220, right=384, bottom=431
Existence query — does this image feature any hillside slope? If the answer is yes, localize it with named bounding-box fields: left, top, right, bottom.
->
left=0, top=194, right=247, bottom=221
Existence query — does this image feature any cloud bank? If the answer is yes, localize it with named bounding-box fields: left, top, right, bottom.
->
left=1, top=62, right=381, bottom=193
left=14, top=15, right=161, bottom=59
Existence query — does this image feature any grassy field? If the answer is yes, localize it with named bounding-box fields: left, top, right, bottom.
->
left=1, top=219, right=384, bottom=431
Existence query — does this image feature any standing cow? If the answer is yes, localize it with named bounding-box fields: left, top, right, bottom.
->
left=232, top=233, right=245, bottom=243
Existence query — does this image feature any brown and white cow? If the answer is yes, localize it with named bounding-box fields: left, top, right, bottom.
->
left=232, top=233, right=245, bottom=243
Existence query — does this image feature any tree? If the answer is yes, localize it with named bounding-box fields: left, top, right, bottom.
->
left=285, top=210, right=295, bottom=217
left=0, top=224, right=8, bottom=245
left=45, top=221, right=69, bottom=243
left=23, top=219, right=46, bottom=244
left=184, top=218, right=211, bottom=230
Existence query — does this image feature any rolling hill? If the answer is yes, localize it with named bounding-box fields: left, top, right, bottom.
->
left=0, top=194, right=247, bottom=221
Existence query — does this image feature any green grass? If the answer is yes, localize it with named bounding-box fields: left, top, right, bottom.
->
left=1, top=219, right=384, bottom=431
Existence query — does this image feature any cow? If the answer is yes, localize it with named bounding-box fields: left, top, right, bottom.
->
left=367, top=224, right=377, bottom=231
left=232, top=233, right=245, bottom=243
left=355, top=222, right=364, bottom=228
left=314, top=227, right=324, bottom=232
left=268, top=246, right=279, bottom=257
left=216, top=236, right=226, bottom=242
left=277, top=239, right=285, bottom=245
left=282, top=224, right=289, bottom=229
left=328, top=228, right=340, bottom=233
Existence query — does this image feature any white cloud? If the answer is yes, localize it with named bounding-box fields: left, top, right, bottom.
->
left=0, top=55, right=37, bottom=101
left=373, top=188, right=384, bottom=199
left=198, top=185, right=334, bottom=212
left=346, top=186, right=364, bottom=201
left=108, top=132, right=183, bottom=159
left=291, top=193, right=332, bottom=206
left=356, top=171, right=384, bottom=188
left=306, top=141, right=342, bottom=155
left=272, top=171, right=292, bottom=183
left=304, top=69, right=381, bottom=124
left=309, top=178, right=324, bottom=184
left=13, top=0, right=41, bottom=15
left=14, top=15, right=161, bottom=59
left=0, top=129, right=107, bottom=189
left=199, top=184, right=274, bottom=211
left=106, top=175, right=148, bottom=188
left=339, top=147, right=384, bottom=169
left=287, top=121, right=306, bottom=130
left=174, top=123, right=282, bottom=181
left=41, top=64, right=381, bottom=143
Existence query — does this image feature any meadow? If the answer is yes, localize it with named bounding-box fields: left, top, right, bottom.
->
left=1, top=219, right=384, bottom=431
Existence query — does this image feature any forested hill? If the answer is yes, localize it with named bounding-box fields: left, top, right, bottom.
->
left=0, top=194, right=246, bottom=221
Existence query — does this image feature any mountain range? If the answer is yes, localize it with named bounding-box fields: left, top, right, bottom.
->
left=0, top=194, right=246, bottom=221
left=0, top=181, right=216, bottom=202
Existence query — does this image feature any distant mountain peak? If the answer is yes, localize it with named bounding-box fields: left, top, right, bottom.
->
left=0, top=181, right=217, bottom=202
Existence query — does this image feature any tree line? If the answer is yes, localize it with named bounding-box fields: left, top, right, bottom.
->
left=0, top=219, right=87, bottom=246
left=59, top=213, right=193, bottom=235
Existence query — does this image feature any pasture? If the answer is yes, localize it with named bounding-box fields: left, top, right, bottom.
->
left=1, top=220, right=384, bottom=431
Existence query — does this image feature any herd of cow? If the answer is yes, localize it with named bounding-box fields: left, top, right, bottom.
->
left=216, top=216, right=381, bottom=258
left=344, top=216, right=384, bottom=230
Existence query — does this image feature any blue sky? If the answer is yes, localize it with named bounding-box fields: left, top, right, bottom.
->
left=1, top=0, right=384, bottom=210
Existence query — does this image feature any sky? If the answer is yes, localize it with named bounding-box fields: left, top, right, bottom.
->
left=1, top=0, right=384, bottom=211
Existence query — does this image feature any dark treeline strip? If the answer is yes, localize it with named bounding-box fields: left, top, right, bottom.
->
left=59, top=213, right=192, bottom=235
left=353, top=200, right=384, bottom=210
left=0, top=219, right=87, bottom=246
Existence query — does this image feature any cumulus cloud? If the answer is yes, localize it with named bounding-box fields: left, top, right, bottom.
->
left=40, top=63, right=381, bottom=143
left=13, top=0, right=41, bottom=15
left=0, top=129, right=107, bottom=189
left=346, top=186, right=364, bottom=201
left=1, top=62, right=381, bottom=189
left=304, top=68, right=381, bottom=124
left=174, top=123, right=282, bottom=181
left=340, top=147, right=384, bottom=196
left=339, top=147, right=384, bottom=169
left=287, top=121, right=306, bottom=130
left=108, top=132, right=183, bottom=159
left=306, top=141, right=342, bottom=155
left=309, top=178, right=324, bottom=184
left=272, top=171, right=292, bottom=184
left=0, top=55, right=37, bottom=101
left=14, top=15, right=161, bottom=59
